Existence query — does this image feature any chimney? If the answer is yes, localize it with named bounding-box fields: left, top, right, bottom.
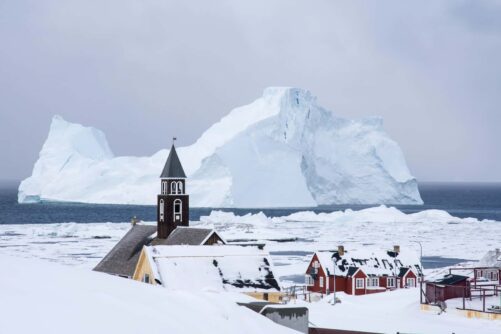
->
left=338, top=245, right=345, bottom=256
left=393, top=245, right=400, bottom=253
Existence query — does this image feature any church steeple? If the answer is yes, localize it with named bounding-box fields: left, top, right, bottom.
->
left=160, top=144, right=186, bottom=179
left=157, top=142, right=189, bottom=239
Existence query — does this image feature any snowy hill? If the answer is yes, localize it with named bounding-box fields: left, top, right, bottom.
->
left=0, top=254, right=296, bottom=334
left=18, top=87, right=422, bottom=207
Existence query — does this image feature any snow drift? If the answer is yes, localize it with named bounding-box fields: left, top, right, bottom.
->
left=19, top=87, right=422, bottom=207
left=0, top=254, right=295, bottom=334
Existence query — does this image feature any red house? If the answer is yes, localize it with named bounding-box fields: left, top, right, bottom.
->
left=305, top=246, right=422, bottom=296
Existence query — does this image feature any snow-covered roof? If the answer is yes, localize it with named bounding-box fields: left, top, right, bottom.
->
left=94, top=224, right=156, bottom=277
left=152, top=227, right=225, bottom=246
left=313, top=248, right=422, bottom=277
left=145, top=245, right=281, bottom=292
left=478, top=249, right=501, bottom=268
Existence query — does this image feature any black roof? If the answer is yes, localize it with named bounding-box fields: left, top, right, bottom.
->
left=430, top=274, right=469, bottom=285
left=398, top=267, right=410, bottom=278
left=160, top=144, right=186, bottom=178
left=93, top=225, right=156, bottom=277
left=151, top=227, right=221, bottom=246
left=346, top=267, right=359, bottom=276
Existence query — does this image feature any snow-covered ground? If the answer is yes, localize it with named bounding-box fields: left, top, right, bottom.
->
left=304, top=289, right=501, bottom=334
left=1, top=206, right=501, bottom=333
left=18, top=87, right=422, bottom=207
left=0, top=254, right=297, bottom=334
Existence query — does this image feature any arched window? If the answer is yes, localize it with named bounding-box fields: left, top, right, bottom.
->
left=177, top=181, right=183, bottom=194
left=161, top=181, right=167, bottom=194
left=159, top=199, right=164, bottom=222
left=173, top=199, right=182, bottom=222
left=170, top=181, right=178, bottom=194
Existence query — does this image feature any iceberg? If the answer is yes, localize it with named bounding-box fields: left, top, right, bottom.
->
left=19, top=87, right=422, bottom=207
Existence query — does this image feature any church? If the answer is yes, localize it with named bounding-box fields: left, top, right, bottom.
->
left=93, top=143, right=282, bottom=302
left=93, top=144, right=226, bottom=278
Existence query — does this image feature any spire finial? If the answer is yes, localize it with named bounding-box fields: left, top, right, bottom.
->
left=172, top=137, right=177, bottom=146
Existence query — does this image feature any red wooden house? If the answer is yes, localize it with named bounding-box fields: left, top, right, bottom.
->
left=305, top=246, right=422, bottom=296
left=425, top=274, right=470, bottom=303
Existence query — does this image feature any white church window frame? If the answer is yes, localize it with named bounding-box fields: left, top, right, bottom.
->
left=173, top=199, right=182, bottom=222
left=159, top=199, right=164, bottom=222
left=170, top=181, right=178, bottom=194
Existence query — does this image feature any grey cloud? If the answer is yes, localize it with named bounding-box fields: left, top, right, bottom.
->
left=0, top=0, right=500, bottom=182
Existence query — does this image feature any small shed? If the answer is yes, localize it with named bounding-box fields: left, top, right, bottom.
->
left=425, top=274, right=470, bottom=304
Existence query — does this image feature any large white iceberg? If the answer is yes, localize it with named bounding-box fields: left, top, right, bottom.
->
left=19, top=87, right=422, bottom=207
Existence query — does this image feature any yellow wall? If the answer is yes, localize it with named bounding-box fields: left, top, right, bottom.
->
left=132, top=248, right=157, bottom=285
left=245, top=292, right=284, bottom=304
left=421, top=304, right=501, bottom=320
left=457, top=309, right=501, bottom=320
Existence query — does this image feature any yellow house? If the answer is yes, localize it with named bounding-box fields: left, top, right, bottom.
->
left=133, top=245, right=283, bottom=303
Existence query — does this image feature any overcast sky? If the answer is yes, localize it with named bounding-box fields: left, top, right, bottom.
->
left=1, top=0, right=500, bottom=182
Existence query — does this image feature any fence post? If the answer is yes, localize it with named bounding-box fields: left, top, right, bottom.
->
left=463, top=287, right=465, bottom=310
left=483, top=290, right=486, bottom=312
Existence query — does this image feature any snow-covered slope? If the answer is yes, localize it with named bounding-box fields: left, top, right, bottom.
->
left=19, top=87, right=422, bottom=207
left=0, top=254, right=296, bottom=334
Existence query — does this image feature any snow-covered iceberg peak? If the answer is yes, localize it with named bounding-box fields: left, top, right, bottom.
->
left=19, top=88, right=422, bottom=206
left=18, top=116, right=114, bottom=203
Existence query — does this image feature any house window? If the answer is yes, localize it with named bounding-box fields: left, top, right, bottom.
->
left=320, top=276, right=324, bottom=288
left=161, top=181, right=168, bottom=194
left=142, top=273, right=150, bottom=284
left=387, top=277, right=395, bottom=288
left=367, top=277, right=379, bottom=287
left=173, top=199, right=182, bottom=222
left=305, top=275, right=314, bottom=286
left=406, top=278, right=415, bottom=287
left=159, top=199, right=164, bottom=222
left=313, top=261, right=320, bottom=269
left=355, top=278, right=364, bottom=289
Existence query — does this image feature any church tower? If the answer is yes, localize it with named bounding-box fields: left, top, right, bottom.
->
left=157, top=143, right=189, bottom=239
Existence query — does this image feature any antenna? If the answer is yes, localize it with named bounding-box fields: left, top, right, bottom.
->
left=172, top=137, right=177, bottom=145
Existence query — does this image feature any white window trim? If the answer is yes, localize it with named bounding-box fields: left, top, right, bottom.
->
left=319, top=276, right=324, bottom=288
left=366, top=277, right=379, bottom=287
left=159, top=199, right=164, bottom=222
left=406, top=277, right=415, bottom=287
left=173, top=199, right=182, bottom=222
left=305, top=275, right=314, bottom=286
left=387, top=277, right=395, bottom=288
left=170, top=181, right=177, bottom=194
left=355, top=278, right=364, bottom=289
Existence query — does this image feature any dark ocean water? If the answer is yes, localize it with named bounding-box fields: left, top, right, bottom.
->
left=1, top=182, right=500, bottom=225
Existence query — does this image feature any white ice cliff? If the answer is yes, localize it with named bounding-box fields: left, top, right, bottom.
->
left=18, top=87, right=422, bottom=207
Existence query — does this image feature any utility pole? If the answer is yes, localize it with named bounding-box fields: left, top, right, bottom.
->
left=331, top=255, right=337, bottom=305
left=413, top=241, right=423, bottom=272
